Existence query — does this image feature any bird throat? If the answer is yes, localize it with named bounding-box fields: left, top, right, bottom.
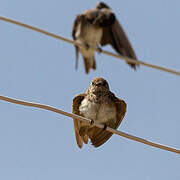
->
left=89, top=89, right=107, bottom=103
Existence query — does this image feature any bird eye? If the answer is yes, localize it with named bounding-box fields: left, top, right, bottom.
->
left=99, top=81, right=106, bottom=86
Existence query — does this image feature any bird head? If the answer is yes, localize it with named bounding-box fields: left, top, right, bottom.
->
left=89, top=77, right=110, bottom=94
left=96, top=2, right=110, bottom=9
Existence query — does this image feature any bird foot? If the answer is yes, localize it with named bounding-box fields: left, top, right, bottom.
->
left=89, top=119, right=94, bottom=125
left=103, top=124, right=107, bottom=130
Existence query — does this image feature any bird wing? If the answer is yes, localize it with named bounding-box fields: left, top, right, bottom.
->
left=72, top=93, right=88, bottom=148
left=100, top=18, right=138, bottom=69
left=72, top=14, right=81, bottom=40
left=90, top=96, right=127, bottom=147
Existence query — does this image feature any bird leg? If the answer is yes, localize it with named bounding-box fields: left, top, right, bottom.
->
left=103, top=123, right=107, bottom=130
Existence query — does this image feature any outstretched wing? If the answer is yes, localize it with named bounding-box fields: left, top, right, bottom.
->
left=90, top=96, right=127, bottom=147
left=100, top=17, right=138, bottom=70
left=72, top=14, right=81, bottom=40
left=72, top=93, right=88, bottom=148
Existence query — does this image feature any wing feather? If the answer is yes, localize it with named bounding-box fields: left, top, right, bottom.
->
left=72, top=94, right=86, bottom=148
left=101, top=18, right=138, bottom=69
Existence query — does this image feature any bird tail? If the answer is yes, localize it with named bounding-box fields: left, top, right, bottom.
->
left=83, top=56, right=96, bottom=74
left=75, top=46, right=79, bottom=70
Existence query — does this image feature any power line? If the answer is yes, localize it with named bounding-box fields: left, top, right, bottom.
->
left=0, top=95, right=179, bottom=154
left=0, top=16, right=180, bottom=153
left=0, top=16, right=180, bottom=76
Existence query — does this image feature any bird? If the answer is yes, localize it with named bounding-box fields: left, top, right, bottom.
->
left=72, top=77, right=127, bottom=148
left=72, top=1, right=138, bottom=74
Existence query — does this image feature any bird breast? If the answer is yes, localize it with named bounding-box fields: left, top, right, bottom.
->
left=79, top=98, right=117, bottom=124
left=76, top=23, right=103, bottom=48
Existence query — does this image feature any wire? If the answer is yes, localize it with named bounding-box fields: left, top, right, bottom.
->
left=0, top=16, right=180, bottom=153
left=0, top=16, right=180, bottom=76
left=0, top=95, right=179, bottom=154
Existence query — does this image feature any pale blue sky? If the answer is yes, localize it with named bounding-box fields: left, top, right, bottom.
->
left=0, top=0, right=180, bottom=179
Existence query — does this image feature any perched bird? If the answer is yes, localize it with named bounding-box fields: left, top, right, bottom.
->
left=72, top=2, right=138, bottom=74
left=72, top=77, right=127, bottom=148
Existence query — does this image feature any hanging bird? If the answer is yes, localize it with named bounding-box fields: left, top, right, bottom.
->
left=72, top=77, right=127, bottom=148
left=72, top=1, right=138, bottom=74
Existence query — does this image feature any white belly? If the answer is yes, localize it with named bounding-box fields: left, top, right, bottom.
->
left=76, top=24, right=103, bottom=58
left=82, top=25, right=102, bottom=48
left=79, top=98, right=117, bottom=124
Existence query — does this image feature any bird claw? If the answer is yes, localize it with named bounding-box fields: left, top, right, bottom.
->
left=103, top=124, right=107, bottom=130
left=89, top=119, right=94, bottom=125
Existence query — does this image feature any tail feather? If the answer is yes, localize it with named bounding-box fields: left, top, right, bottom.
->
left=83, top=57, right=90, bottom=74
left=83, top=56, right=96, bottom=74
left=79, top=126, right=89, bottom=144
left=75, top=46, right=79, bottom=70
left=92, top=57, right=96, bottom=70
left=82, top=135, right=88, bottom=144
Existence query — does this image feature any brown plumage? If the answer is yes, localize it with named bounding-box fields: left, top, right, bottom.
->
left=72, top=77, right=127, bottom=148
left=72, top=2, right=139, bottom=73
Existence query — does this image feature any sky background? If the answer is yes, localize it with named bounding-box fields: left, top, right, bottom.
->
left=0, top=0, right=180, bottom=179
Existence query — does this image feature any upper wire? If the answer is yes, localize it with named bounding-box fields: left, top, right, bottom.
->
left=0, top=16, right=180, bottom=76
